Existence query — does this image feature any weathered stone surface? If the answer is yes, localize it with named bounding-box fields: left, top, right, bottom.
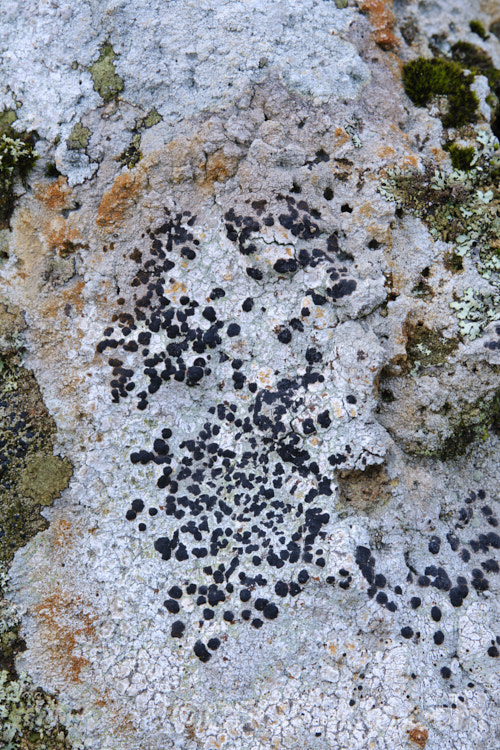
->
left=1, top=1, right=500, bottom=749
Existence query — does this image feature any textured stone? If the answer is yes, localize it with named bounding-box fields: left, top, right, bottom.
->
left=1, top=1, right=500, bottom=749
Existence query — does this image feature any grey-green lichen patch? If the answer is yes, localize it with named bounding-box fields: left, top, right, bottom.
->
left=66, top=122, right=91, bottom=152
left=0, top=303, right=73, bottom=749
left=0, top=302, right=72, bottom=567
left=136, top=108, right=162, bottom=130
left=380, top=130, right=500, bottom=338
left=88, top=42, right=124, bottom=103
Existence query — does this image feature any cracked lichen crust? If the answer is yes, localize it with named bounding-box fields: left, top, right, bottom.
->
left=2, top=1, right=500, bottom=748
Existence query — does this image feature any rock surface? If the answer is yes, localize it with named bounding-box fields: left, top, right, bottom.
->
left=1, top=1, right=500, bottom=749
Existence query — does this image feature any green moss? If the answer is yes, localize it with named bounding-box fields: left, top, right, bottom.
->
left=451, top=41, right=500, bottom=91
left=0, top=119, right=38, bottom=227
left=469, top=20, right=488, bottom=40
left=66, top=122, right=90, bottom=151
left=88, top=41, right=124, bottom=102
left=44, top=163, right=61, bottom=179
left=443, top=142, right=475, bottom=170
left=402, top=57, right=479, bottom=128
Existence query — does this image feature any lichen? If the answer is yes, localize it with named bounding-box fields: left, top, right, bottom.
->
left=118, top=133, right=142, bottom=168
left=136, top=108, right=162, bottom=130
left=380, top=130, right=500, bottom=338
left=0, top=118, right=38, bottom=227
left=88, top=41, right=124, bottom=102
left=402, top=57, right=479, bottom=128
left=0, top=302, right=73, bottom=749
left=0, top=302, right=72, bottom=565
left=403, top=323, right=459, bottom=376
left=66, top=122, right=91, bottom=151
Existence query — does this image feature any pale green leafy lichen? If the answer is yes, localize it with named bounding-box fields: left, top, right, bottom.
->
left=380, top=130, right=500, bottom=338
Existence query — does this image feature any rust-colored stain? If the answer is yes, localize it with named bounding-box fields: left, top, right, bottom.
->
left=202, top=149, right=239, bottom=188
left=408, top=726, right=429, bottom=747
left=52, top=518, right=73, bottom=548
left=42, top=278, right=86, bottom=318
left=34, top=588, right=97, bottom=684
left=359, top=0, right=399, bottom=50
left=97, top=172, right=145, bottom=230
left=34, top=176, right=73, bottom=211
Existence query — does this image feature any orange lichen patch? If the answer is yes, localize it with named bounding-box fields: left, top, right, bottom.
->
left=42, top=278, right=86, bottom=318
left=401, top=154, right=419, bottom=168
left=45, top=216, right=82, bottom=253
left=52, top=518, right=73, bottom=549
left=376, top=145, right=396, bottom=159
left=202, top=150, right=240, bottom=188
left=34, top=587, right=97, bottom=685
left=408, top=726, right=429, bottom=748
left=34, top=176, right=73, bottom=212
left=97, top=171, right=146, bottom=230
left=359, top=0, right=399, bottom=50
left=334, top=127, right=350, bottom=146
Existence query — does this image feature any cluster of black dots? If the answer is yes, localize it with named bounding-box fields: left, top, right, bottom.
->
left=97, top=199, right=499, bottom=672
left=483, top=324, right=500, bottom=351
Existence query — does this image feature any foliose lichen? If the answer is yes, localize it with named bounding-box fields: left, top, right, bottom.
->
left=0, top=114, right=38, bottom=227
left=380, top=130, right=500, bottom=338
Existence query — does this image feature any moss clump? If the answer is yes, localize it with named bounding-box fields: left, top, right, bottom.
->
left=66, top=122, right=91, bottom=151
left=0, top=122, right=38, bottom=227
left=470, top=20, right=488, bottom=40
left=88, top=41, right=124, bottom=102
left=444, top=142, right=475, bottom=170
left=438, top=387, right=500, bottom=459
left=451, top=41, right=500, bottom=90
left=402, top=57, right=478, bottom=127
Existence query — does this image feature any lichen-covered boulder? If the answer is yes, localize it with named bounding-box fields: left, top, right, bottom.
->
left=1, top=1, right=500, bottom=749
